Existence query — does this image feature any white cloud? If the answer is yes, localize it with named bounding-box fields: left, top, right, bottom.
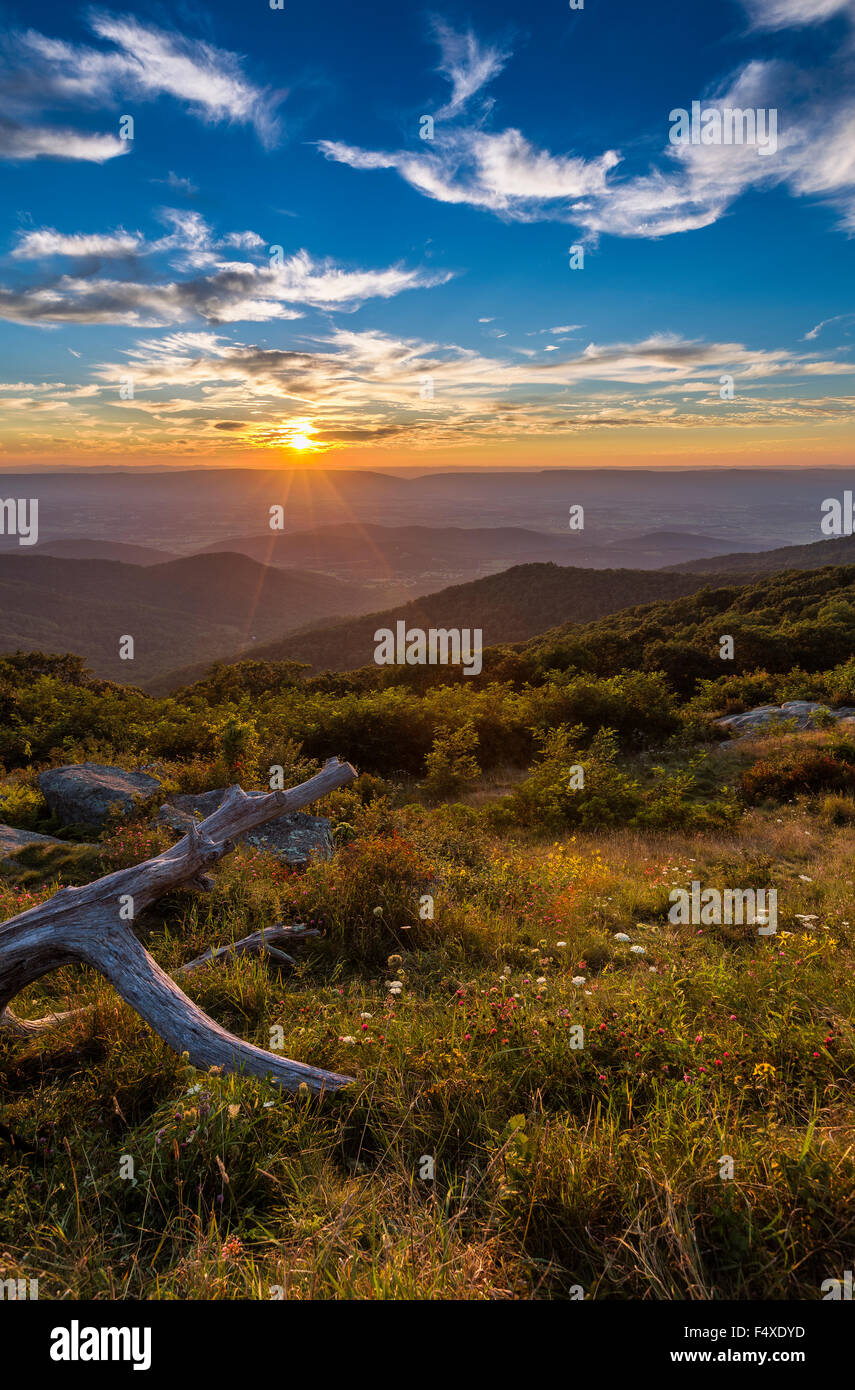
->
left=803, top=312, right=855, bottom=339
left=0, top=11, right=282, bottom=162
left=321, top=127, right=620, bottom=219
left=742, top=0, right=855, bottom=29
left=12, top=228, right=143, bottom=258
left=0, top=216, right=453, bottom=326
left=431, top=19, right=510, bottom=117
left=0, top=118, right=126, bottom=162
left=319, top=25, right=855, bottom=240
left=151, top=171, right=199, bottom=196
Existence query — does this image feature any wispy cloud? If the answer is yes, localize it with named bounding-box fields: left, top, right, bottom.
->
left=319, top=18, right=855, bottom=240
left=320, top=127, right=620, bottom=219
left=741, top=0, right=855, bottom=29
left=0, top=117, right=126, bottom=162
left=803, top=312, right=855, bottom=339
left=0, top=212, right=454, bottom=326
left=0, top=9, right=283, bottom=163
left=431, top=18, right=510, bottom=117
left=11, top=228, right=143, bottom=258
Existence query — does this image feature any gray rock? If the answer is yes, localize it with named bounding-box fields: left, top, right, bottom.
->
left=717, top=702, right=855, bottom=735
left=158, top=787, right=334, bottom=867
left=0, top=824, right=65, bottom=859
left=38, top=762, right=162, bottom=828
left=165, top=788, right=229, bottom=821
left=244, top=813, right=334, bottom=866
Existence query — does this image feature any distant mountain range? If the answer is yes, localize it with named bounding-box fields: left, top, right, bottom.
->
left=2, top=469, right=852, bottom=693
left=0, top=465, right=842, bottom=554
left=0, top=552, right=389, bottom=684
left=194, top=523, right=748, bottom=580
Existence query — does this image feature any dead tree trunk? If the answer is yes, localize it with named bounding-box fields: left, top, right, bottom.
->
left=0, top=758, right=357, bottom=1096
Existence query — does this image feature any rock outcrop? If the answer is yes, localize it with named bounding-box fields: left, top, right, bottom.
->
left=159, top=788, right=334, bottom=867
left=716, top=701, right=855, bottom=736
left=0, top=825, right=66, bottom=859
left=38, top=763, right=162, bottom=828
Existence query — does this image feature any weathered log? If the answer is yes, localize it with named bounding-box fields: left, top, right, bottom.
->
left=0, top=759, right=357, bottom=1095
left=0, top=923, right=321, bottom=1036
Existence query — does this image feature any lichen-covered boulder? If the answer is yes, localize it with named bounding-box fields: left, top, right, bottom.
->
left=243, top=813, right=334, bottom=866
left=38, top=762, right=162, bottom=828
left=716, top=702, right=855, bottom=736
left=159, top=788, right=333, bottom=867
left=0, top=824, right=66, bottom=859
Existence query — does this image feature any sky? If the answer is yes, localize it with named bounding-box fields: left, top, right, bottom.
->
left=0, top=0, right=853, bottom=470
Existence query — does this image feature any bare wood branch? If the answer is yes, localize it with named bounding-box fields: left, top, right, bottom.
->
left=0, top=923, right=320, bottom=1035
left=0, top=758, right=357, bottom=1095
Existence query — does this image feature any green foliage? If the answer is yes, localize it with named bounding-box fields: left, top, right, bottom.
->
left=0, top=779, right=47, bottom=831
left=503, top=724, right=641, bottom=830
left=422, top=723, right=481, bottom=800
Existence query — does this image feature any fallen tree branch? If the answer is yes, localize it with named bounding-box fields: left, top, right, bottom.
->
left=0, top=923, right=321, bottom=1035
left=174, top=922, right=320, bottom=977
left=0, top=758, right=357, bottom=1095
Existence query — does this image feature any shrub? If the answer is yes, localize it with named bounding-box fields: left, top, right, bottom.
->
left=501, top=725, right=641, bottom=830
left=740, top=742, right=855, bottom=803
left=0, top=780, right=48, bottom=831
left=422, top=724, right=481, bottom=800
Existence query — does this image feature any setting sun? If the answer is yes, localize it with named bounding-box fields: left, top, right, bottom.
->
left=289, top=433, right=314, bottom=451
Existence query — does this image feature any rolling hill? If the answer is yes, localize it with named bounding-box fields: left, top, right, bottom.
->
left=153, top=562, right=713, bottom=690
left=30, top=539, right=180, bottom=565
left=512, top=562, right=855, bottom=694
left=669, top=532, right=855, bottom=576
left=0, top=552, right=388, bottom=684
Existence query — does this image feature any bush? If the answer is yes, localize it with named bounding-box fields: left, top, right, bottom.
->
left=421, top=724, right=481, bottom=800
left=740, top=742, right=855, bottom=803
left=0, top=780, right=48, bottom=831
left=500, top=725, right=642, bottom=830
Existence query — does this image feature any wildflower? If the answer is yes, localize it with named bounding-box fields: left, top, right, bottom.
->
left=614, top=932, right=631, bottom=943
left=339, top=1035, right=357, bottom=1044
left=571, top=976, right=586, bottom=986
left=629, top=945, right=646, bottom=955
left=360, top=1011, right=373, bottom=1019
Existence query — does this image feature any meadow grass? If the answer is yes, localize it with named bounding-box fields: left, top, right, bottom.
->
left=1, top=742, right=853, bottom=1300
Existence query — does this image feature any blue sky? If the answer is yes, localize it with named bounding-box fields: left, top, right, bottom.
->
left=0, top=0, right=852, bottom=468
